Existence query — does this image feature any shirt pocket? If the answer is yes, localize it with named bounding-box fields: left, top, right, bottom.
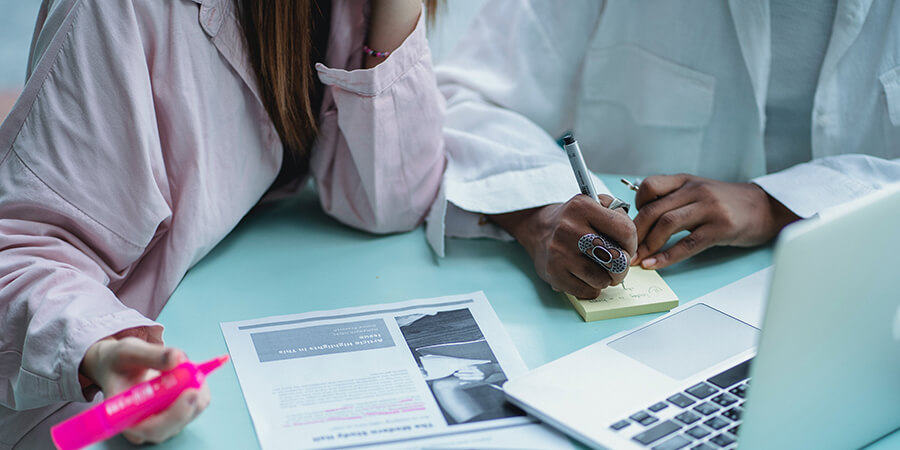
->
left=879, top=65, right=900, bottom=156
left=574, top=45, right=716, bottom=175
left=880, top=65, right=900, bottom=126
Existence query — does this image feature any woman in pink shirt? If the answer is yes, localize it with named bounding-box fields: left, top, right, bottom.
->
left=0, top=0, right=445, bottom=446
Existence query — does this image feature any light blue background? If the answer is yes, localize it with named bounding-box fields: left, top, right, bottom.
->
left=0, top=1, right=40, bottom=89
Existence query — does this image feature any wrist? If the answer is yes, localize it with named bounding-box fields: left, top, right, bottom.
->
left=766, top=194, right=800, bottom=232
left=751, top=183, right=800, bottom=235
left=79, top=337, right=116, bottom=387
left=489, top=205, right=556, bottom=256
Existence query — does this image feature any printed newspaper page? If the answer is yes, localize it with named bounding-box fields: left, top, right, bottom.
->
left=220, top=292, right=572, bottom=449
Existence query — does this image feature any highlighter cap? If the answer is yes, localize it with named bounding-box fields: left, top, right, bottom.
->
left=51, top=405, right=113, bottom=450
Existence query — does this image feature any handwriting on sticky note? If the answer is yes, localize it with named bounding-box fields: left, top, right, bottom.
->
left=565, top=267, right=678, bottom=321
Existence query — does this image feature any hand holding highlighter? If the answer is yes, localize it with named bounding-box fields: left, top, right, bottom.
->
left=51, top=354, right=229, bottom=450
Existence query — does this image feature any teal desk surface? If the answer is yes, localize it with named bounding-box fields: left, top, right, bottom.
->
left=97, top=176, right=900, bottom=449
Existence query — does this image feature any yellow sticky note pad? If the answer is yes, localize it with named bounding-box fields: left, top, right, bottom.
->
left=565, top=267, right=679, bottom=322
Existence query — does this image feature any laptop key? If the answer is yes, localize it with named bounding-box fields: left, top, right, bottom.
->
left=729, top=383, right=748, bottom=398
left=711, top=393, right=738, bottom=407
left=641, top=416, right=660, bottom=426
left=685, top=425, right=711, bottom=439
left=685, top=382, right=718, bottom=399
left=710, top=433, right=736, bottom=447
left=721, top=407, right=742, bottom=421
left=649, top=402, right=669, bottom=412
left=631, top=410, right=659, bottom=426
left=668, top=393, right=696, bottom=408
left=693, top=402, right=719, bottom=416
left=704, top=416, right=730, bottom=430
left=632, top=420, right=682, bottom=446
left=610, top=419, right=631, bottom=431
left=729, top=424, right=740, bottom=435
left=692, top=444, right=715, bottom=450
left=707, top=359, right=752, bottom=389
left=630, top=411, right=651, bottom=422
left=674, top=411, right=701, bottom=425
left=652, top=434, right=692, bottom=450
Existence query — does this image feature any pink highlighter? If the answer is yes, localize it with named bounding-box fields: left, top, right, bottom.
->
left=51, top=354, right=230, bottom=450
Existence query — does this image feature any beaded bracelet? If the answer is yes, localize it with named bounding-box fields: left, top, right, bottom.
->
left=363, top=44, right=390, bottom=58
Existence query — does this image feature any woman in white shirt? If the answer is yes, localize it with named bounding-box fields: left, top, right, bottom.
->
left=429, top=0, right=900, bottom=299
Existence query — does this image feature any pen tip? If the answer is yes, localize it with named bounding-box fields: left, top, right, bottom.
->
left=198, top=354, right=230, bottom=375
left=563, top=134, right=575, bottom=145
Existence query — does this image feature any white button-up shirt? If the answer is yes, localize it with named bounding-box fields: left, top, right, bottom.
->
left=428, top=0, right=900, bottom=255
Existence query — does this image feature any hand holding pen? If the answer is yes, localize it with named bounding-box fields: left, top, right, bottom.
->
left=485, top=136, right=636, bottom=300
left=72, top=337, right=215, bottom=447
left=562, top=135, right=636, bottom=290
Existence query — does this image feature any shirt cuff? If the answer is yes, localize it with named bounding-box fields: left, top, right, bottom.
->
left=426, top=163, right=608, bottom=256
left=752, top=161, right=875, bottom=219
left=315, top=9, right=429, bottom=97
left=65, top=310, right=161, bottom=402
left=18, top=308, right=162, bottom=407
left=445, top=162, right=609, bottom=215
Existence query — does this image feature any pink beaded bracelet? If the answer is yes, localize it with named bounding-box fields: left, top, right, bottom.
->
left=363, top=44, right=390, bottom=58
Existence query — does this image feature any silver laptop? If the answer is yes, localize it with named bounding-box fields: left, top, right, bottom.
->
left=504, top=183, right=900, bottom=450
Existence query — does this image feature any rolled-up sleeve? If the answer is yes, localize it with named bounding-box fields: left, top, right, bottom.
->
left=752, top=154, right=900, bottom=218
left=312, top=11, right=445, bottom=234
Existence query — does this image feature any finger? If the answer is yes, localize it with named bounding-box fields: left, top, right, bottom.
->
left=559, top=269, right=608, bottom=300
left=122, top=431, right=145, bottom=445
left=583, top=237, right=629, bottom=285
left=596, top=194, right=614, bottom=208
left=633, top=174, right=690, bottom=209
left=569, top=253, right=615, bottom=291
left=635, top=203, right=706, bottom=262
left=596, top=194, right=631, bottom=218
left=115, top=338, right=186, bottom=372
left=632, top=186, right=696, bottom=250
left=125, top=388, right=202, bottom=444
left=193, top=382, right=211, bottom=418
left=602, top=248, right=629, bottom=286
left=641, top=224, right=718, bottom=270
left=575, top=197, right=637, bottom=257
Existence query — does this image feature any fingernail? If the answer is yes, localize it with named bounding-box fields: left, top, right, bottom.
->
left=641, top=257, right=657, bottom=269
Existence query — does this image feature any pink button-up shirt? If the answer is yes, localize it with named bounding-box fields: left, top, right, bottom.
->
left=0, top=0, right=444, bottom=443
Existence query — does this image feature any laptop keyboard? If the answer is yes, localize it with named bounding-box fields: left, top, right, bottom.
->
left=608, top=358, right=753, bottom=449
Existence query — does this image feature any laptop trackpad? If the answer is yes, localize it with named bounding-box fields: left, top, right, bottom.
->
left=607, top=304, right=759, bottom=380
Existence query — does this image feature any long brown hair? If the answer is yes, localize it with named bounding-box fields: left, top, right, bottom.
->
left=237, top=1, right=438, bottom=167
left=237, top=0, right=318, bottom=171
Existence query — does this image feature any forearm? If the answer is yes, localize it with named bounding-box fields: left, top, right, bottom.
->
left=762, top=187, right=801, bottom=233
left=488, top=207, right=549, bottom=256
left=365, top=0, right=421, bottom=68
